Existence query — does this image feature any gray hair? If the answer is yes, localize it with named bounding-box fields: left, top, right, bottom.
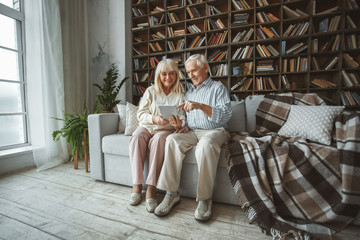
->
left=185, top=54, right=208, bottom=68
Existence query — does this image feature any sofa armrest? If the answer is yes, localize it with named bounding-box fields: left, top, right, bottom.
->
left=88, top=113, right=119, bottom=181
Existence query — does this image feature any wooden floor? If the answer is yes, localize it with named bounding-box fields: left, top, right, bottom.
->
left=0, top=161, right=359, bottom=240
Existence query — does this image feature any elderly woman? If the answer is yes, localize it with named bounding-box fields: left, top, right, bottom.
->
left=129, top=58, right=184, bottom=213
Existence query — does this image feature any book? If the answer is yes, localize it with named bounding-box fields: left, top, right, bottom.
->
left=324, top=56, right=339, bottom=70
left=319, top=18, right=329, bottom=32
left=343, top=53, right=359, bottom=68
left=283, top=6, right=301, bottom=18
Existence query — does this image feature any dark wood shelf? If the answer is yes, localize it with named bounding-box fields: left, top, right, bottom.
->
left=131, top=0, right=360, bottom=107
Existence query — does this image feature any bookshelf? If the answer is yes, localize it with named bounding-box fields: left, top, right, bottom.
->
left=131, top=0, right=360, bottom=107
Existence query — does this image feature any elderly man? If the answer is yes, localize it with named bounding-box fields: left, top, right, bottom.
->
left=154, top=54, right=232, bottom=222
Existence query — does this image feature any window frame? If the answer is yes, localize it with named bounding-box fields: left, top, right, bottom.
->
left=0, top=0, right=29, bottom=150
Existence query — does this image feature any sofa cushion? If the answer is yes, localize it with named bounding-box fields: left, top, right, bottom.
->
left=278, top=105, right=344, bottom=145
left=228, top=100, right=246, bottom=132
left=116, top=104, right=126, bottom=133
left=125, top=102, right=139, bottom=136
left=102, top=134, right=131, bottom=156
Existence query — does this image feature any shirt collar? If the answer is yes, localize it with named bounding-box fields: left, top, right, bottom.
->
left=189, top=77, right=211, bottom=90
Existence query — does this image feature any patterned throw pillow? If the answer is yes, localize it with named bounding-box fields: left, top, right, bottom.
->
left=124, top=102, right=139, bottom=136
left=255, top=93, right=293, bottom=134
left=116, top=104, right=126, bottom=133
left=278, top=105, right=344, bottom=145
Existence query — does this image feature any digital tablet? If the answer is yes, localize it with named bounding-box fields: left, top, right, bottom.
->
left=158, top=105, right=180, bottom=120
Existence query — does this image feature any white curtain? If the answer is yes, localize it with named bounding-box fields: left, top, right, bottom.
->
left=25, top=0, right=69, bottom=170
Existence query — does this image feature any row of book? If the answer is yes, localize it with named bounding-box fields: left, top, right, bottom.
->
left=133, top=58, right=148, bottom=70
left=255, top=76, right=277, bottom=90
left=149, top=15, right=164, bottom=27
left=232, top=28, right=254, bottom=43
left=343, top=53, right=359, bottom=68
left=188, top=36, right=206, bottom=48
left=285, top=42, right=308, bottom=55
left=311, top=56, right=339, bottom=70
left=341, top=91, right=360, bottom=106
left=344, top=34, right=359, bottom=49
left=167, top=26, right=185, bottom=37
left=149, top=42, right=163, bottom=52
left=210, top=64, right=228, bottom=77
left=134, top=84, right=147, bottom=96
left=283, top=22, right=309, bottom=37
left=312, top=34, right=340, bottom=53
left=283, top=57, right=308, bottom=72
left=187, top=24, right=202, bottom=34
left=256, top=25, right=279, bottom=40
left=167, top=39, right=185, bottom=51
left=342, top=71, right=360, bottom=87
left=232, top=45, right=254, bottom=60
left=256, top=44, right=279, bottom=57
left=206, top=18, right=226, bottom=30
left=132, top=7, right=146, bottom=17
left=256, top=11, right=279, bottom=23
left=207, top=31, right=228, bottom=45
left=231, top=0, right=250, bottom=10
left=208, top=50, right=228, bottom=62
left=318, top=15, right=341, bottom=33
left=133, top=72, right=149, bottom=83
left=186, top=6, right=201, bottom=19
left=206, top=5, right=222, bottom=16
left=151, top=31, right=165, bottom=40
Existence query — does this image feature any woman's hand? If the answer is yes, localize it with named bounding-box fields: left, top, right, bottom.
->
left=169, top=115, right=182, bottom=130
left=152, top=115, right=169, bottom=126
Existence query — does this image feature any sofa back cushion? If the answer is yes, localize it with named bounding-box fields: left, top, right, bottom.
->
left=228, top=101, right=246, bottom=132
left=245, top=95, right=264, bottom=133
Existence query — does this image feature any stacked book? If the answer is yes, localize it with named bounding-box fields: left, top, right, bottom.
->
left=256, top=59, right=274, bottom=72
left=343, top=53, right=360, bottom=68
left=232, top=13, right=250, bottom=26
left=342, top=70, right=360, bottom=87
left=311, top=78, right=336, bottom=88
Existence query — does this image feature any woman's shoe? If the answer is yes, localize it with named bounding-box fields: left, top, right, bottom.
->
left=146, top=198, right=157, bottom=213
left=129, top=193, right=142, bottom=206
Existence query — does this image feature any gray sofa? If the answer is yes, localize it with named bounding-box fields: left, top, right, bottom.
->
left=88, top=95, right=264, bottom=205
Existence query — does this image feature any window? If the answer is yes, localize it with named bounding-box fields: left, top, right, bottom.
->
left=0, top=0, right=28, bottom=149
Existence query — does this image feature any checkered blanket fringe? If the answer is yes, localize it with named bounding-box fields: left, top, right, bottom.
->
left=227, top=93, right=360, bottom=240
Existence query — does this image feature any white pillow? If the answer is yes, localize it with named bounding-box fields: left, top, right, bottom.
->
left=116, top=104, right=126, bottom=133
left=278, top=105, right=344, bottom=145
left=124, top=102, right=139, bottom=136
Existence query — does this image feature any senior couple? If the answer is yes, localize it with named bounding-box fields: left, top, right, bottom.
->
left=128, top=54, right=232, bottom=222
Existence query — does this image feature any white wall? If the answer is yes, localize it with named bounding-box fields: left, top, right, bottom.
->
left=87, top=0, right=132, bottom=108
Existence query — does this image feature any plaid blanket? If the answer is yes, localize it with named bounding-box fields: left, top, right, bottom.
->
left=227, top=93, right=360, bottom=239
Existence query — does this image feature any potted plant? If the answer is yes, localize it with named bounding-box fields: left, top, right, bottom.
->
left=93, top=63, right=129, bottom=112
left=52, top=102, right=100, bottom=162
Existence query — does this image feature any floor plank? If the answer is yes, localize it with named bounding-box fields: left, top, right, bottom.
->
left=0, top=161, right=359, bottom=240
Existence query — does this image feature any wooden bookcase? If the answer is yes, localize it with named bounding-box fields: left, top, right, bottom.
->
left=131, top=0, right=360, bottom=107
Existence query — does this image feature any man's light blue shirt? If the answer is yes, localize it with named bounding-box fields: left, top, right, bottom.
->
left=184, top=78, right=232, bottom=130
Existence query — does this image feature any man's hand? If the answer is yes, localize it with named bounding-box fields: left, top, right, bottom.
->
left=169, top=115, right=182, bottom=130
left=152, top=115, right=169, bottom=126
left=174, top=124, right=189, bottom=133
left=178, top=100, right=212, bottom=117
left=178, top=100, right=202, bottom=112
